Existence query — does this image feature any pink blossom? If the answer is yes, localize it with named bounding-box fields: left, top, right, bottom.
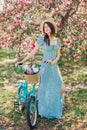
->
left=79, top=0, right=85, bottom=5
left=0, top=26, right=2, bottom=30
left=76, top=22, right=82, bottom=27
left=46, top=13, right=53, bottom=17
left=33, top=21, right=41, bottom=25
left=16, top=14, right=21, bottom=18
left=57, top=20, right=61, bottom=26
left=49, top=0, right=53, bottom=4
left=46, top=0, right=49, bottom=5
left=61, top=0, right=68, bottom=6
left=14, top=23, right=20, bottom=27
left=24, top=12, right=28, bottom=16
left=55, top=8, right=59, bottom=12
left=35, top=5, right=39, bottom=9
left=28, top=0, right=33, bottom=4
left=63, top=39, right=71, bottom=45
left=52, top=8, right=55, bottom=12
left=8, top=6, right=14, bottom=11
left=76, top=56, right=81, bottom=59
left=19, top=0, right=27, bottom=5
left=82, top=28, right=85, bottom=33
left=24, top=6, right=28, bottom=11
left=0, top=18, right=2, bottom=22
left=64, top=21, right=66, bottom=25
left=66, top=48, right=70, bottom=53
left=85, top=34, right=87, bottom=38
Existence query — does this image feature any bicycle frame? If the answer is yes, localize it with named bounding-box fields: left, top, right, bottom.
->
left=18, top=81, right=36, bottom=104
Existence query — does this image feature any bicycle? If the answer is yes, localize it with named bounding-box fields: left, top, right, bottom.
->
left=14, top=63, right=40, bottom=129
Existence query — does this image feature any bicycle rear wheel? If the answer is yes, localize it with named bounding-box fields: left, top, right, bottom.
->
left=27, top=96, right=38, bottom=129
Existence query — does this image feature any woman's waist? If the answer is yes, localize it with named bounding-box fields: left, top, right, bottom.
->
left=41, top=59, right=57, bottom=67
left=42, top=57, right=55, bottom=62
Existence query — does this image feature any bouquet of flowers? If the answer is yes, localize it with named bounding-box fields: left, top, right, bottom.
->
left=15, top=63, right=40, bottom=74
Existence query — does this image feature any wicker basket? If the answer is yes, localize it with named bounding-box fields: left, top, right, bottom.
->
left=23, top=73, right=39, bottom=84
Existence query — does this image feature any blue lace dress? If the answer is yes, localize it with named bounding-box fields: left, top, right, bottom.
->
left=37, top=36, right=64, bottom=119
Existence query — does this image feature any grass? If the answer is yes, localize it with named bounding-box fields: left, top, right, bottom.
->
left=0, top=48, right=87, bottom=130
left=0, top=48, right=17, bottom=61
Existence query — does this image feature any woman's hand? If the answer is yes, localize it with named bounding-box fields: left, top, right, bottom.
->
left=15, top=61, right=23, bottom=66
left=45, top=60, right=54, bottom=65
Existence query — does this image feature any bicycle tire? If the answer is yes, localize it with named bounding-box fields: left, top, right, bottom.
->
left=27, top=96, right=38, bottom=129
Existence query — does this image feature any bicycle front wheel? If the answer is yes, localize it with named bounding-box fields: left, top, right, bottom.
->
left=18, top=86, right=25, bottom=111
left=27, top=96, right=38, bottom=129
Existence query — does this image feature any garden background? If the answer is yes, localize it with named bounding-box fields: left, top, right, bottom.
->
left=0, top=0, right=87, bottom=130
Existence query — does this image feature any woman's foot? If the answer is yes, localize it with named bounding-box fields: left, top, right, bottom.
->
left=58, top=119, right=63, bottom=124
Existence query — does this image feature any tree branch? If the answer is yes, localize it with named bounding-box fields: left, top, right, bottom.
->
left=60, top=1, right=79, bottom=29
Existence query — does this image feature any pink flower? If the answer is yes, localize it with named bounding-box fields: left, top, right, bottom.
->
left=52, top=8, right=55, bottom=11
left=19, top=0, right=27, bottom=5
left=55, top=7, right=59, bottom=12
left=76, top=56, right=81, bottom=59
left=46, top=13, right=53, bottom=17
left=49, top=0, right=53, bottom=4
left=8, top=6, right=14, bottom=11
left=76, top=22, right=82, bottom=27
left=63, top=39, right=71, bottom=46
left=66, top=48, right=70, bottom=53
left=79, top=0, right=85, bottom=5
left=28, top=0, right=33, bottom=4
left=15, top=23, right=20, bottom=27
left=57, top=20, right=61, bottom=26
left=21, top=25, right=27, bottom=30
left=46, top=0, right=49, bottom=5
left=0, top=18, right=2, bottom=22
left=0, top=26, right=2, bottom=30
left=33, top=21, right=41, bottom=25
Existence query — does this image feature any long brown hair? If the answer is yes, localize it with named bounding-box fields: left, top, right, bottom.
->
left=43, top=22, right=55, bottom=46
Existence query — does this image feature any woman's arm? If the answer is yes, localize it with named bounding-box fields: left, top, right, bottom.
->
left=16, top=43, right=40, bottom=65
left=21, top=43, right=40, bottom=63
left=52, top=46, right=61, bottom=64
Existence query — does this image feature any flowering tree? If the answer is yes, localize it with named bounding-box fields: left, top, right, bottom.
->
left=0, top=0, right=87, bottom=63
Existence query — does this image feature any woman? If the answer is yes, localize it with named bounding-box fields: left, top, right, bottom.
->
left=16, top=19, right=66, bottom=119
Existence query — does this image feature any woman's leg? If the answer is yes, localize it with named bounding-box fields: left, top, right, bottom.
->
left=61, top=84, right=67, bottom=95
left=57, top=84, right=66, bottom=122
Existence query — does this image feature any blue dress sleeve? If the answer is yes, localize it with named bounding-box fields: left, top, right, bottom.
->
left=37, top=36, right=44, bottom=46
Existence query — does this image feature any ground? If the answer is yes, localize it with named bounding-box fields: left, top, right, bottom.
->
left=0, top=49, right=87, bottom=130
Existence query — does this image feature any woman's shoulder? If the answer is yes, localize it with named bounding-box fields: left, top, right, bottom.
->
left=38, top=35, right=44, bottom=40
left=37, top=35, right=44, bottom=46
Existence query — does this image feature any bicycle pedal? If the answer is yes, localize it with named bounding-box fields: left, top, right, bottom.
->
left=14, top=101, right=19, bottom=107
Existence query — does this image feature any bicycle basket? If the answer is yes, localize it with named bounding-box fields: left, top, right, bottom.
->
left=23, top=73, right=39, bottom=84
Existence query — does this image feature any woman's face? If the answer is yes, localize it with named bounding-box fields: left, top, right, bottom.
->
left=43, top=23, right=51, bottom=35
